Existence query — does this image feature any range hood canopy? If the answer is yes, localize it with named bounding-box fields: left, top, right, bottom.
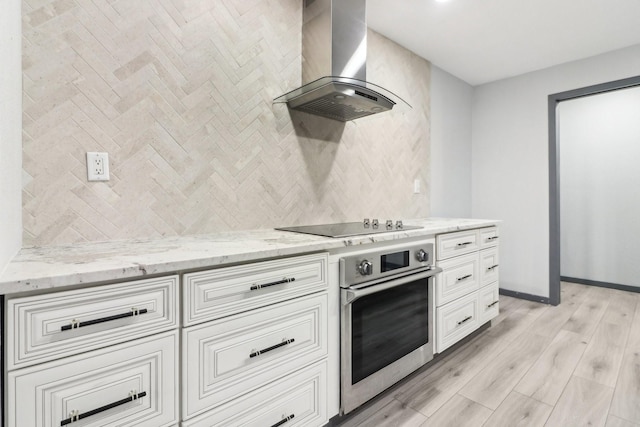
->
left=273, top=0, right=411, bottom=122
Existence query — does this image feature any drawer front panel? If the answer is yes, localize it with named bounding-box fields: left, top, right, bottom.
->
left=478, top=282, right=500, bottom=325
left=8, top=331, right=178, bottom=427
left=436, top=230, right=480, bottom=260
left=436, top=252, right=479, bottom=306
left=7, top=276, right=178, bottom=369
left=480, top=247, right=500, bottom=286
left=183, top=293, right=328, bottom=419
left=436, top=292, right=479, bottom=353
left=184, top=253, right=328, bottom=326
left=479, top=227, right=499, bottom=248
left=183, top=361, right=327, bottom=427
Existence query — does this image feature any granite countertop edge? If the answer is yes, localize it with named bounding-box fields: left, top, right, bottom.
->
left=0, top=218, right=501, bottom=295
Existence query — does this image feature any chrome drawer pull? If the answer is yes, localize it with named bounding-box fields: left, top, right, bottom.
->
left=456, top=241, right=473, bottom=247
left=250, top=277, right=296, bottom=291
left=487, top=236, right=499, bottom=241
left=456, top=274, right=472, bottom=282
left=60, top=391, right=147, bottom=425
left=457, top=316, right=473, bottom=326
left=487, top=301, right=499, bottom=308
left=271, top=414, right=295, bottom=427
left=487, top=264, right=499, bottom=271
left=249, top=338, right=295, bottom=358
left=60, top=308, right=149, bottom=331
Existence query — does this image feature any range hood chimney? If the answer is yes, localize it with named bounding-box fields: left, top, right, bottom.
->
left=274, top=0, right=411, bottom=122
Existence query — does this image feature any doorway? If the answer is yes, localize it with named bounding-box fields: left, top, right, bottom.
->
left=548, top=75, right=640, bottom=305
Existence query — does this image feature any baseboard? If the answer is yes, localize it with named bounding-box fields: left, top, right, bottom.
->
left=561, top=276, right=640, bottom=294
left=499, top=288, right=550, bottom=304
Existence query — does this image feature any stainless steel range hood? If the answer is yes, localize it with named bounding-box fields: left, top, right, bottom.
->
left=273, top=0, right=410, bottom=122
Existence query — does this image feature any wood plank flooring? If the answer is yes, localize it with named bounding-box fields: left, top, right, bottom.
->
left=336, top=282, right=640, bottom=427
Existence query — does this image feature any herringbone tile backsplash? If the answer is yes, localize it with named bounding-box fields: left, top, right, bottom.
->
left=22, top=0, right=431, bottom=246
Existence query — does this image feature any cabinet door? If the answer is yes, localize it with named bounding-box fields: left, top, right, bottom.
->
left=7, top=275, right=178, bottom=369
left=479, top=227, right=499, bottom=248
left=436, top=230, right=480, bottom=260
left=478, top=282, right=500, bottom=325
left=8, top=331, right=178, bottom=427
left=182, top=293, right=328, bottom=419
left=436, top=292, right=479, bottom=353
left=479, top=247, right=500, bottom=287
left=183, top=253, right=328, bottom=326
left=183, top=361, right=327, bottom=427
left=436, top=252, right=479, bottom=306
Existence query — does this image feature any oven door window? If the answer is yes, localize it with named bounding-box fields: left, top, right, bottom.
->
left=351, top=277, right=430, bottom=384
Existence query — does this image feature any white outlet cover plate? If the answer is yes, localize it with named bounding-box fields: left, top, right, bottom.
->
left=86, top=152, right=110, bottom=181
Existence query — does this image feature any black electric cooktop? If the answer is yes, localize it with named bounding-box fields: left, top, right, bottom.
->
left=275, top=221, right=422, bottom=238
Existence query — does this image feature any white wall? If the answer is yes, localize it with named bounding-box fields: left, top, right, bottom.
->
left=559, top=86, right=640, bottom=288
left=0, top=0, right=23, bottom=274
left=472, top=43, right=640, bottom=298
left=430, top=65, right=473, bottom=217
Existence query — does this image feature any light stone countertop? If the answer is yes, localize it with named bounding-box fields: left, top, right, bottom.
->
left=0, top=218, right=500, bottom=294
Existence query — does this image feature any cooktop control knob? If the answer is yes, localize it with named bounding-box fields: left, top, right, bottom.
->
left=416, top=249, right=429, bottom=263
left=358, top=260, right=373, bottom=276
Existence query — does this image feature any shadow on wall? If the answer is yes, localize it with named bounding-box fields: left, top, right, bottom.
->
left=289, top=109, right=343, bottom=191
left=289, top=108, right=345, bottom=142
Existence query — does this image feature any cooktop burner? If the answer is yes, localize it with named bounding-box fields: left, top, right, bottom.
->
left=275, top=219, right=422, bottom=238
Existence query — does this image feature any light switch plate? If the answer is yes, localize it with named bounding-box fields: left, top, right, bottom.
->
left=86, top=152, right=110, bottom=181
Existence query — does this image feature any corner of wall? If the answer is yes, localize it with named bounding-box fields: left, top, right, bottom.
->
left=0, top=0, right=23, bottom=274
left=429, top=65, right=473, bottom=218
left=469, top=43, right=640, bottom=298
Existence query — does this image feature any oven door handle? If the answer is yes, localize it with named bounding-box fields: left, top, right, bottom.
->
left=343, top=267, right=442, bottom=304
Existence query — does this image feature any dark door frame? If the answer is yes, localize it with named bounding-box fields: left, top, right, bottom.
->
left=548, top=74, right=640, bottom=306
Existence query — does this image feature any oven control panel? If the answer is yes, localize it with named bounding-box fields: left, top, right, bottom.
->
left=339, top=242, right=434, bottom=287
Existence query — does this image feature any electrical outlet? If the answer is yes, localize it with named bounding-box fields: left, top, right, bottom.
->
left=413, top=179, right=421, bottom=194
left=86, top=152, right=110, bottom=181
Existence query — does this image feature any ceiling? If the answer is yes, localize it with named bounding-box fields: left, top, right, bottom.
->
left=367, top=0, right=640, bottom=86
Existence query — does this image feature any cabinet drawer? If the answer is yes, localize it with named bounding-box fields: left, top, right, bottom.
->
left=478, top=282, right=500, bottom=325
left=6, top=276, right=178, bottom=369
left=182, top=293, right=328, bottom=419
left=184, top=253, right=328, bottom=326
left=479, top=226, right=499, bottom=248
left=436, top=252, right=479, bottom=306
left=480, top=247, right=500, bottom=286
left=183, top=361, right=327, bottom=427
left=7, top=331, right=178, bottom=427
left=436, top=292, right=479, bottom=353
left=436, top=230, right=480, bottom=260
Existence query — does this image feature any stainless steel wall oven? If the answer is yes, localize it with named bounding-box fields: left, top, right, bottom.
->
left=339, top=240, right=441, bottom=414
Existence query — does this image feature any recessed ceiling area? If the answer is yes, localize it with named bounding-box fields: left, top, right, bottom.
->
left=367, top=0, right=640, bottom=86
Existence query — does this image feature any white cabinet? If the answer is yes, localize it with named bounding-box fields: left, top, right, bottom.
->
left=4, top=277, right=180, bottom=427
left=479, top=247, right=500, bottom=286
left=436, top=292, right=479, bottom=351
left=183, top=361, right=327, bottom=427
left=6, top=276, right=178, bottom=369
left=436, top=252, right=479, bottom=306
left=182, top=293, right=328, bottom=418
left=181, top=253, right=329, bottom=425
left=479, top=227, right=500, bottom=248
left=3, top=252, right=330, bottom=427
left=183, top=253, right=328, bottom=326
left=478, top=281, right=500, bottom=325
left=435, top=227, right=500, bottom=353
left=437, top=229, right=480, bottom=260
left=8, top=331, right=178, bottom=427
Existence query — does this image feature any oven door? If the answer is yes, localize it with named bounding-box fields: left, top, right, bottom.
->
left=340, top=267, right=441, bottom=415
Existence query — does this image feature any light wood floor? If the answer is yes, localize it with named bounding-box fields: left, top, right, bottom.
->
left=337, top=282, right=640, bottom=427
